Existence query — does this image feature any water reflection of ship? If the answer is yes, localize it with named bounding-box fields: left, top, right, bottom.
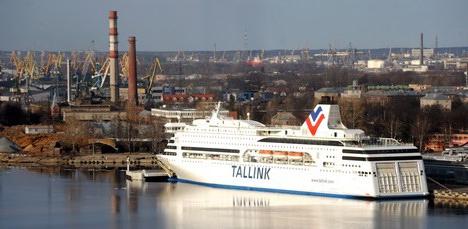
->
left=232, top=196, right=270, bottom=207
left=127, top=182, right=429, bottom=228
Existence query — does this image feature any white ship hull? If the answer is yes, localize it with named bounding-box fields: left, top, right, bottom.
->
left=159, top=155, right=428, bottom=199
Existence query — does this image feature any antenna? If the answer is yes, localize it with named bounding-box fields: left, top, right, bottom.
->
left=213, top=43, right=216, bottom=62
left=210, top=101, right=222, bottom=120
left=243, top=29, right=248, bottom=51
left=243, top=29, right=248, bottom=60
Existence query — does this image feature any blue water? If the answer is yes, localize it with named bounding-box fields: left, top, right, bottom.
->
left=0, top=167, right=467, bottom=229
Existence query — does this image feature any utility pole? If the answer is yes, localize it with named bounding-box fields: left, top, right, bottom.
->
left=464, top=70, right=468, bottom=88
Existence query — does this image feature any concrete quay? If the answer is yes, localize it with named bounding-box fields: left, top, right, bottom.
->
left=0, top=153, right=161, bottom=168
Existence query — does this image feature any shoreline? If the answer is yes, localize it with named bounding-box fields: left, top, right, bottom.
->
left=0, top=152, right=160, bottom=168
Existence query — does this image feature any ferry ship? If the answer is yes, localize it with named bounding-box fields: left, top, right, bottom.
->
left=158, top=103, right=429, bottom=199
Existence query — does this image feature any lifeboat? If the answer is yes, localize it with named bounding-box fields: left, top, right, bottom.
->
left=287, top=152, right=304, bottom=157
left=258, top=150, right=273, bottom=156
left=272, top=151, right=288, bottom=157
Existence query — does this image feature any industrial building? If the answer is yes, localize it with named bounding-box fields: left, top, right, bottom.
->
left=367, top=59, right=385, bottom=69
left=411, top=48, right=434, bottom=58
left=420, top=93, right=452, bottom=110
left=62, top=105, right=126, bottom=122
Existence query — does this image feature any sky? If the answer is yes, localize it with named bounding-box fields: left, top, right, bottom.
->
left=0, top=0, right=467, bottom=51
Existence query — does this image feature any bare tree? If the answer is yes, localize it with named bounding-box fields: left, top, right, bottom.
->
left=125, top=103, right=139, bottom=153
left=412, top=114, right=430, bottom=153
left=64, top=116, right=88, bottom=153
left=339, top=99, right=365, bottom=129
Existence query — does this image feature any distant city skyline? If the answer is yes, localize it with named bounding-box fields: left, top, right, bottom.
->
left=0, top=0, right=467, bottom=51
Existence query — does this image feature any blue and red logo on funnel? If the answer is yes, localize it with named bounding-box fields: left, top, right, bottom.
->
left=305, top=106, right=325, bottom=136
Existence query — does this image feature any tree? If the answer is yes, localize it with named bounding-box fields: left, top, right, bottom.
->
left=125, top=103, right=139, bottom=153
left=339, top=99, right=365, bottom=129
left=228, top=94, right=236, bottom=111
left=0, top=102, right=28, bottom=126
left=64, top=116, right=88, bottom=153
left=412, top=113, right=430, bottom=153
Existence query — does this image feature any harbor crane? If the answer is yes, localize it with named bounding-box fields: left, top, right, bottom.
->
left=91, top=58, right=110, bottom=90
left=10, top=51, right=25, bottom=94
left=145, top=57, right=163, bottom=96
left=120, top=52, right=129, bottom=80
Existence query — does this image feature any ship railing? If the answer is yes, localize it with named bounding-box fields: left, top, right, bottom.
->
left=423, top=154, right=467, bottom=162
left=342, top=137, right=413, bottom=148
left=155, top=157, right=175, bottom=177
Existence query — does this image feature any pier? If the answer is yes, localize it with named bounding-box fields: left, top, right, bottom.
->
left=125, top=156, right=172, bottom=181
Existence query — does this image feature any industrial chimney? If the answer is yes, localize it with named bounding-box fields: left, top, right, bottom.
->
left=420, top=33, right=424, bottom=66
left=109, top=11, right=119, bottom=103
left=127, top=36, right=138, bottom=105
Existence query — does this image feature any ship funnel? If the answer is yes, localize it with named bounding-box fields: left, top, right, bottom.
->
left=301, top=104, right=363, bottom=139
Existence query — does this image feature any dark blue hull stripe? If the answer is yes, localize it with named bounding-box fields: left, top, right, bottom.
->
left=169, top=177, right=428, bottom=200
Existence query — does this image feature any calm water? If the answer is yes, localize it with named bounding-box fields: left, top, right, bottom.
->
left=0, top=167, right=467, bottom=229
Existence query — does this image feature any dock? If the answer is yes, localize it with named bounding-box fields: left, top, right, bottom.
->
left=433, top=189, right=468, bottom=201
left=124, top=156, right=173, bottom=181
left=125, top=169, right=169, bottom=181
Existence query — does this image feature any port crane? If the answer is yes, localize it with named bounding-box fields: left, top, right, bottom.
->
left=81, top=51, right=97, bottom=81
left=9, top=51, right=38, bottom=103
left=10, top=51, right=25, bottom=94
left=22, top=51, right=39, bottom=96
left=145, top=57, right=163, bottom=97
left=91, top=58, right=110, bottom=91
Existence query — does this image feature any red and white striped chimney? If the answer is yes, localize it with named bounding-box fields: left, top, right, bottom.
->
left=109, top=10, right=119, bottom=103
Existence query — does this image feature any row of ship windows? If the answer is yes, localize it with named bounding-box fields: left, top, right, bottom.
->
left=177, top=140, right=340, bottom=152
left=186, top=134, right=256, bottom=141
left=259, top=138, right=344, bottom=146
left=187, top=131, right=255, bottom=136
left=182, top=152, right=239, bottom=162
left=319, top=169, right=374, bottom=176
left=342, top=164, right=362, bottom=168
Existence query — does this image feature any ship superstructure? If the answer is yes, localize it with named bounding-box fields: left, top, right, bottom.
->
left=158, top=103, right=429, bottom=198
